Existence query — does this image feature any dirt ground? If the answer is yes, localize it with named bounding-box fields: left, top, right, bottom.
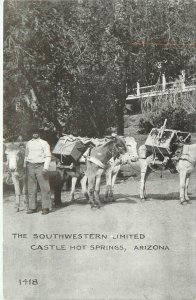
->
left=3, top=169, right=196, bottom=300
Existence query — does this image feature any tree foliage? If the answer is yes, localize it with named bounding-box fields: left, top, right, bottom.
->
left=4, top=0, right=196, bottom=140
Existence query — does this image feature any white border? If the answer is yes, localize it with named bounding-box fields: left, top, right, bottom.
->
left=0, top=0, right=4, bottom=299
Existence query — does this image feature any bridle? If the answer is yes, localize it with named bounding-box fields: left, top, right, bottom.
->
left=112, top=142, right=127, bottom=158
left=179, top=154, right=196, bottom=167
left=7, top=150, right=24, bottom=178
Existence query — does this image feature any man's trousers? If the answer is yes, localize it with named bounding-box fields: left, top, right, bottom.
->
left=27, top=163, right=50, bottom=210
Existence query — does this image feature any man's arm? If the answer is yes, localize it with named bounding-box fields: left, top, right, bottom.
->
left=43, top=142, right=52, bottom=170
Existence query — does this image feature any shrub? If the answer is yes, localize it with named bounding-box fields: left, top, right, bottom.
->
left=139, top=108, right=196, bottom=133
left=139, top=89, right=196, bottom=133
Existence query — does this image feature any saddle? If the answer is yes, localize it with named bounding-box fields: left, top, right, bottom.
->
left=144, top=124, right=191, bottom=173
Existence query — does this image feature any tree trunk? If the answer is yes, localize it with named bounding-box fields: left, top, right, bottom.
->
left=113, top=0, right=130, bottom=136
left=116, top=100, right=125, bottom=135
left=19, top=63, right=62, bottom=132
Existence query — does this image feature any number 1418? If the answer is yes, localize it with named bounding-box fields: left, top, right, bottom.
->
left=19, top=279, right=38, bottom=285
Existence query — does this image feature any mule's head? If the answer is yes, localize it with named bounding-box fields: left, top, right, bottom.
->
left=5, top=144, right=25, bottom=174
left=112, top=136, right=127, bottom=157
left=123, top=136, right=138, bottom=163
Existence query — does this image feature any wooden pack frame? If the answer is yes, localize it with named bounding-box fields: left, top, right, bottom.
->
left=145, top=128, right=191, bottom=157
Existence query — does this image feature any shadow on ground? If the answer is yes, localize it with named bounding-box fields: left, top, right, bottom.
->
left=124, top=192, right=196, bottom=201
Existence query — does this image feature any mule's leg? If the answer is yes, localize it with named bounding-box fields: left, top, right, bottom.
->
left=86, top=162, right=96, bottom=208
left=185, top=173, right=191, bottom=203
left=179, top=171, right=187, bottom=205
left=140, top=172, right=146, bottom=202
left=143, top=170, right=151, bottom=200
left=88, top=175, right=96, bottom=208
left=110, top=171, right=119, bottom=202
left=94, top=169, right=104, bottom=208
left=54, top=168, right=64, bottom=206
left=12, top=175, right=21, bottom=212
left=23, top=178, right=29, bottom=211
left=80, top=175, right=89, bottom=201
left=70, top=177, right=77, bottom=202
left=104, top=171, right=112, bottom=202
left=140, top=162, right=148, bottom=201
left=94, top=176, right=101, bottom=208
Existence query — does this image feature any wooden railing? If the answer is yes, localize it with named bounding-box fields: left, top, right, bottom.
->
left=127, top=71, right=196, bottom=101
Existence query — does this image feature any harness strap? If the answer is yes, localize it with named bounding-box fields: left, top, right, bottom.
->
left=87, top=156, right=105, bottom=169
left=180, top=154, right=196, bottom=167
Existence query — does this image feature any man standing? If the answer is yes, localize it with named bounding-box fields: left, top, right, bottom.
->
left=24, top=127, right=51, bottom=215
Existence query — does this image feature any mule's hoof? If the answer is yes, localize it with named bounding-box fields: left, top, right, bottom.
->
left=91, top=202, right=101, bottom=209
left=108, top=197, right=114, bottom=203
left=90, top=202, right=95, bottom=209
left=84, top=192, right=89, bottom=200
left=186, top=200, right=192, bottom=204
left=91, top=205, right=96, bottom=209
left=140, top=198, right=145, bottom=203
left=68, top=198, right=74, bottom=202
left=181, top=201, right=187, bottom=205
left=26, top=209, right=37, bottom=214
left=108, top=193, right=114, bottom=201
left=95, top=201, right=102, bottom=208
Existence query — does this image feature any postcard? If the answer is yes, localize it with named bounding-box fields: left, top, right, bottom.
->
left=3, top=1, right=196, bottom=299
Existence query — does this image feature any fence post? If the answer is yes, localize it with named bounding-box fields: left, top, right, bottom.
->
left=162, top=73, right=166, bottom=91
left=137, top=81, right=140, bottom=96
left=180, top=70, right=185, bottom=90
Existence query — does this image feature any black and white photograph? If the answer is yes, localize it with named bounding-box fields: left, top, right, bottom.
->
left=3, top=0, right=196, bottom=299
